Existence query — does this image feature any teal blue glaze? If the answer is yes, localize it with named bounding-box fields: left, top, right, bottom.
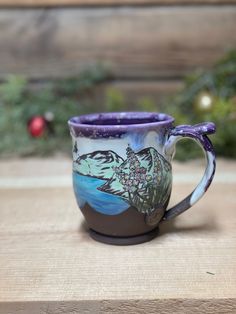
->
left=73, top=172, right=129, bottom=215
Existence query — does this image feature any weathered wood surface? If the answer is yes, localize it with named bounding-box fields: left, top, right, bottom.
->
left=0, top=7, right=235, bottom=79
left=107, top=80, right=183, bottom=106
left=0, top=0, right=236, bottom=6
left=28, top=79, right=182, bottom=107
left=90, top=79, right=183, bottom=107
left=1, top=299, right=236, bottom=314
left=0, top=158, right=235, bottom=313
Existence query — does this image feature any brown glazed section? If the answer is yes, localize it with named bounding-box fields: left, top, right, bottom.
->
left=80, top=203, right=164, bottom=237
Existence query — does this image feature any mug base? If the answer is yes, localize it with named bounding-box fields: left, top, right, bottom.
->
left=89, top=227, right=159, bottom=246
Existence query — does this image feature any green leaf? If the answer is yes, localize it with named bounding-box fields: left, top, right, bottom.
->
left=0, top=75, right=27, bottom=104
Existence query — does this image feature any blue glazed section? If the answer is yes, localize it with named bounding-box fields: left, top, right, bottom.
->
left=73, top=172, right=129, bottom=215
left=127, top=131, right=146, bottom=151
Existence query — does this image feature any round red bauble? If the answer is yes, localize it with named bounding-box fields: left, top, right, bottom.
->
left=28, top=116, right=46, bottom=137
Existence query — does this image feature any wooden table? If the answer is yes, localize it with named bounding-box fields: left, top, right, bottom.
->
left=0, top=158, right=236, bottom=313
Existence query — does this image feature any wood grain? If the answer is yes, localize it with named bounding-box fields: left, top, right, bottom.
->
left=0, top=7, right=235, bottom=79
left=1, top=299, right=236, bottom=314
left=29, top=79, right=183, bottom=107
left=106, top=80, right=183, bottom=106
left=1, top=0, right=236, bottom=7
left=0, top=159, right=236, bottom=313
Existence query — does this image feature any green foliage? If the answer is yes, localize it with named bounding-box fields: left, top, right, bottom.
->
left=102, top=51, right=236, bottom=160
left=104, top=89, right=158, bottom=112
left=137, top=97, right=157, bottom=112
left=164, top=51, right=236, bottom=160
left=0, top=75, right=27, bottom=104
left=0, top=51, right=235, bottom=159
left=0, top=66, right=109, bottom=157
left=104, top=88, right=127, bottom=112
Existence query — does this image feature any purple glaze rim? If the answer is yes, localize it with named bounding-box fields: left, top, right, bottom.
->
left=68, top=112, right=175, bottom=138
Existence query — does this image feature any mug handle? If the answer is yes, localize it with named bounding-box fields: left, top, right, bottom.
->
left=162, top=122, right=216, bottom=221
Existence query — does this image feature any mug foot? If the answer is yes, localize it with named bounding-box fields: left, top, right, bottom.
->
left=89, top=227, right=159, bottom=246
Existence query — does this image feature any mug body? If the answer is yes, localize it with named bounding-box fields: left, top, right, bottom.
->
left=68, top=112, right=174, bottom=244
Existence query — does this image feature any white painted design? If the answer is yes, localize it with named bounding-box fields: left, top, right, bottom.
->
left=190, top=152, right=215, bottom=205
left=73, top=131, right=168, bottom=160
left=164, top=132, right=216, bottom=214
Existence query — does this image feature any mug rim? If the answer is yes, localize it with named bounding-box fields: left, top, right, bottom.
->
left=68, top=112, right=174, bottom=138
left=69, top=110, right=173, bottom=127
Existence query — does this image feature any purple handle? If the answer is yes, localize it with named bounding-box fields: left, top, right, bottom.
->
left=163, top=122, right=216, bottom=221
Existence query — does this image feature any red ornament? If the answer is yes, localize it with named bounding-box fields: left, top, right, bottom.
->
left=28, top=116, right=46, bottom=137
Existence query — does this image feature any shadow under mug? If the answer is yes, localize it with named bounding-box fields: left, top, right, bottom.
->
left=68, top=112, right=216, bottom=245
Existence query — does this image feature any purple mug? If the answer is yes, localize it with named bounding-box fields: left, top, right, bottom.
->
left=68, top=112, right=216, bottom=245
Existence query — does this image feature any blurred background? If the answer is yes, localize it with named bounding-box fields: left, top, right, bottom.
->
left=0, top=0, right=236, bottom=160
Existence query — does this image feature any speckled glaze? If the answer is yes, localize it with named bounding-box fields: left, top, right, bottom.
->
left=69, top=112, right=174, bottom=138
left=68, top=112, right=216, bottom=245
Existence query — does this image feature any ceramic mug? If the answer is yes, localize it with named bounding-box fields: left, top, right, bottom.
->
left=68, top=112, right=216, bottom=245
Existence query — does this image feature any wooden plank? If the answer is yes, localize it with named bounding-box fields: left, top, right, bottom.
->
left=31, top=79, right=183, bottom=103
left=0, top=159, right=236, bottom=313
left=0, top=186, right=235, bottom=306
left=108, top=80, right=183, bottom=106
left=1, top=0, right=236, bottom=7
left=27, top=79, right=182, bottom=107
left=1, top=299, right=236, bottom=314
left=87, top=79, right=184, bottom=108
left=0, top=7, right=235, bottom=79
left=0, top=159, right=235, bottom=188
